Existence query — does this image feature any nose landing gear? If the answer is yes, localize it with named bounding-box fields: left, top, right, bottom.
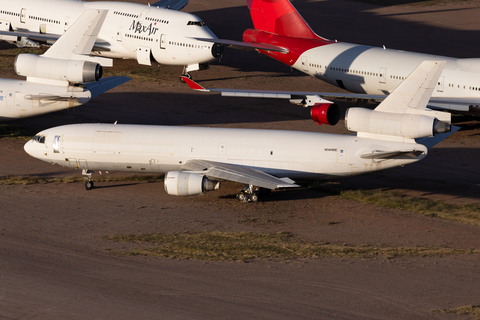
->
left=82, top=169, right=94, bottom=190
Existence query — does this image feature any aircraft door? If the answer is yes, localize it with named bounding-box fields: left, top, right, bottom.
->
left=64, top=17, right=70, bottom=31
left=116, top=27, right=123, bottom=42
left=302, top=56, right=308, bottom=72
left=437, top=76, right=444, bottom=92
left=20, top=8, right=26, bottom=23
left=160, top=34, right=166, bottom=49
left=379, top=67, right=386, bottom=83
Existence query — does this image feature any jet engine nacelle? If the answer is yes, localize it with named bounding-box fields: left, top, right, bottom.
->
left=164, top=171, right=219, bottom=196
left=14, top=54, right=102, bottom=83
left=345, top=107, right=451, bottom=138
left=310, top=103, right=340, bottom=125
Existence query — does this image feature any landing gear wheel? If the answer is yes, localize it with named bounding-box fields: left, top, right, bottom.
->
left=237, top=191, right=247, bottom=202
left=250, top=193, right=259, bottom=202
left=85, top=180, right=94, bottom=190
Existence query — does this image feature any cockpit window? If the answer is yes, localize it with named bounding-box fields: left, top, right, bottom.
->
left=187, top=21, right=205, bottom=27
left=32, top=135, right=45, bottom=144
left=53, top=135, right=61, bottom=153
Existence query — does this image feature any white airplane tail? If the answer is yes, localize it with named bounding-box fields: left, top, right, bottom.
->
left=345, top=60, right=453, bottom=144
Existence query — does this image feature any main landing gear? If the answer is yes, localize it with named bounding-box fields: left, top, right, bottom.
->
left=82, top=169, right=94, bottom=190
left=236, top=184, right=271, bottom=203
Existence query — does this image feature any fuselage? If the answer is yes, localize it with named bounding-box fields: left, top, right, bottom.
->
left=0, top=0, right=220, bottom=67
left=0, top=79, right=89, bottom=120
left=24, top=123, right=426, bottom=180
left=245, top=32, right=480, bottom=113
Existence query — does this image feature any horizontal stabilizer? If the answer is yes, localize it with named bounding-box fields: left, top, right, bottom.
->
left=151, top=0, right=189, bottom=10
left=182, top=159, right=299, bottom=190
left=24, top=94, right=81, bottom=101
left=416, top=125, right=460, bottom=149
left=194, top=37, right=288, bottom=53
left=84, top=76, right=130, bottom=98
left=360, top=150, right=424, bottom=160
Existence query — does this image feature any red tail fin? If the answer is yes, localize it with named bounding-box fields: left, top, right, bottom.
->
left=247, top=0, right=320, bottom=39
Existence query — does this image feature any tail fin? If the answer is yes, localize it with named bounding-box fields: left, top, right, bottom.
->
left=43, top=9, right=112, bottom=66
left=247, top=0, right=321, bottom=39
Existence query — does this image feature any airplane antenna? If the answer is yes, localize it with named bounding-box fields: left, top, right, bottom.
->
left=383, top=45, right=386, bottom=50
left=114, top=121, right=117, bottom=125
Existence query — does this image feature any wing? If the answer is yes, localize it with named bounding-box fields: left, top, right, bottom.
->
left=151, top=0, right=189, bottom=10
left=193, top=37, right=288, bottom=53
left=181, top=159, right=299, bottom=190
left=180, top=77, right=480, bottom=115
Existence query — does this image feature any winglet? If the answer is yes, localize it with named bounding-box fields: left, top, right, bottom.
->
left=181, top=77, right=209, bottom=92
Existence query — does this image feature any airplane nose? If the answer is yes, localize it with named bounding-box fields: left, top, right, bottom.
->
left=24, top=140, right=34, bottom=156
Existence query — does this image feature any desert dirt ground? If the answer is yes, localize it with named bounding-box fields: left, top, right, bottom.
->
left=1, top=0, right=480, bottom=319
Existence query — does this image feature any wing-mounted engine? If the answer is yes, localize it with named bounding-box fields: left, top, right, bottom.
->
left=345, top=107, right=451, bottom=139
left=164, top=171, right=220, bottom=196
left=15, top=54, right=102, bottom=84
left=310, top=103, right=340, bottom=125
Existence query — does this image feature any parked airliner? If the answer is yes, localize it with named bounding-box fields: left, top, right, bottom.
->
left=0, top=0, right=225, bottom=78
left=0, top=9, right=128, bottom=120
left=198, top=0, right=480, bottom=124
left=24, top=60, right=456, bottom=202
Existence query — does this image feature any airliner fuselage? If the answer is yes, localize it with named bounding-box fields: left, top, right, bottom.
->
left=0, top=0, right=220, bottom=69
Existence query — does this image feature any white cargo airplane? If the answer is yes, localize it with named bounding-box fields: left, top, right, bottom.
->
left=24, top=60, right=456, bottom=202
left=0, top=9, right=129, bottom=120
left=0, top=0, right=226, bottom=78
left=196, top=0, right=480, bottom=124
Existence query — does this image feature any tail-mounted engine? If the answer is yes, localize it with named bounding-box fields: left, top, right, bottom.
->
left=164, top=171, right=220, bottom=196
left=345, top=107, right=451, bottom=138
left=15, top=54, right=102, bottom=83
left=310, top=103, right=340, bottom=125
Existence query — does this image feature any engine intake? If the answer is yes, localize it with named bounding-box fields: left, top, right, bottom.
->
left=15, top=54, right=102, bottom=83
left=345, top=107, right=451, bottom=138
left=310, top=103, right=340, bottom=125
left=164, top=171, right=219, bottom=196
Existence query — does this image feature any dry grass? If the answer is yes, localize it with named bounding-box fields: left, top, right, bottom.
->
left=340, top=189, right=480, bottom=227
left=0, top=174, right=164, bottom=185
left=104, top=231, right=480, bottom=261
left=431, top=305, right=480, bottom=319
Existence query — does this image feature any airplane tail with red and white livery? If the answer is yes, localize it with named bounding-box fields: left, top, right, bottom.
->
left=194, top=0, right=480, bottom=119
left=243, top=0, right=334, bottom=68
left=246, top=0, right=322, bottom=39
